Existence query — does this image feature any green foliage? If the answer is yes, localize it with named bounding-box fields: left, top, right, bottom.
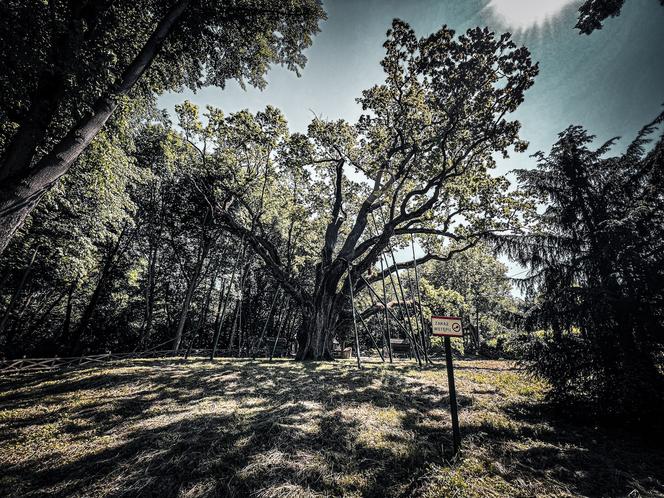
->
left=417, top=243, right=522, bottom=357
left=0, top=17, right=536, bottom=362
left=419, top=278, right=468, bottom=320
left=194, top=19, right=537, bottom=360
left=0, top=0, right=325, bottom=151
left=0, top=0, right=326, bottom=258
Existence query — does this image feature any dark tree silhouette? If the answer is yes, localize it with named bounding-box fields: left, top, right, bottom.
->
left=576, top=0, right=664, bottom=34
left=504, top=111, right=664, bottom=421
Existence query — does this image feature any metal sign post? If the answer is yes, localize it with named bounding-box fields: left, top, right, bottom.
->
left=432, top=315, right=463, bottom=454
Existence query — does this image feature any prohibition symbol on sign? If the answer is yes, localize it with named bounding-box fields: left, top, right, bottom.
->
left=431, top=316, right=463, bottom=337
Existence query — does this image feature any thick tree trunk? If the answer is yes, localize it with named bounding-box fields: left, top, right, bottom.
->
left=0, top=0, right=190, bottom=256
left=295, top=290, right=339, bottom=361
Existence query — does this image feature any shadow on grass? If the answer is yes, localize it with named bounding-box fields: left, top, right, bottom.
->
left=1, top=358, right=662, bottom=497
left=460, top=398, right=664, bottom=497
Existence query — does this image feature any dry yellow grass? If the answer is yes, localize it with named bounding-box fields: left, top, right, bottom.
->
left=0, top=358, right=662, bottom=497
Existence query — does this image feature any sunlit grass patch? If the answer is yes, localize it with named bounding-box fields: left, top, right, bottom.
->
left=459, top=368, right=546, bottom=398
left=0, top=357, right=661, bottom=497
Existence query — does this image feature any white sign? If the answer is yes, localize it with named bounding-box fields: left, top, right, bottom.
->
left=431, top=316, right=463, bottom=337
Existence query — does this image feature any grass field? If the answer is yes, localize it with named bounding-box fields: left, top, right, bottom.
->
left=1, top=358, right=662, bottom=497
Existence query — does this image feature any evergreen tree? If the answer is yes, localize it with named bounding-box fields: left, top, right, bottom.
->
left=504, top=112, right=664, bottom=421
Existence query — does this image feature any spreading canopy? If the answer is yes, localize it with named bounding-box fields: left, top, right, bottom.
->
left=178, top=19, right=538, bottom=358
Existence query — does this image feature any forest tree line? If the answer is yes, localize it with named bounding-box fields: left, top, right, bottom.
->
left=0, top=97, right=522, bottom=361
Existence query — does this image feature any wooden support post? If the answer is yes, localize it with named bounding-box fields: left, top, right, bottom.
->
left=444, top=336, right=461, bottom=454
left=411, top=235, right=432, bottom=364
left=347, top=261, right=362, bottom=369
left=252, top=287, right=280, bottom=358
left=269, top=319, right=283, bottom=361
left=406, top=264, right=428, bottom=365
left=370, top=212, right=393, bottom=363
left=377, top=208, right=422, bottom=366
left=380, top=253, right=416, bottom=362
left=391, top=252, right=422, bottom=365
left=356, top=305, right=385, bottom=362
left=359, top=275, right=425, bottom=360
left=379, top=257, right=393, bottom=363
left=270, top=297, right=291, bottom=361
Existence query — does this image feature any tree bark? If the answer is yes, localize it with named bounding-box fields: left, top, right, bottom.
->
left=60, top=282, right=76, bottom=352
left=0, top=0, right=191, bottom=256
left=185, top=274, right=215, bottom=359
left=24, top=289, right=66, bottom=340
left=139, top=196, right=164, bottom=349
left=173, top=252, right=205, bottom=352
left=295, top=290, right=338, bottom=361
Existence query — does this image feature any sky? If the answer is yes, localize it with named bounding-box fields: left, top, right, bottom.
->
left=159, top=0, right=664, bottom=281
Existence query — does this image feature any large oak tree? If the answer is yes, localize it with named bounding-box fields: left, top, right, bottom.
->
left=185, top=20, right=538, bottom=360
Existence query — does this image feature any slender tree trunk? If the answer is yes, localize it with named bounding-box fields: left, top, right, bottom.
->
left=234, top=261, right=251, bottom=357
left=173, top=238, right=210, bottom=352
left=227, top=301, right=241, bottom=355
left=4, top=282, right=36, bottom=356
left=210, top=278, right=231, bottom=358
left=25, top=289, right=66, bottom=339
left=71, top=225, right=127, bottom=355
left=60, top=282, right=76, bottom=352
left=185, top=275, right=214, bottom=359
left=212, top=282, right=225, bottom=336
left=211, top=236, right=246, bottom=359
left=139, top=233, right=160, bottom=348
left=0, top=246, right=38, bottom=338
left=173, top=269, right=200, bottom=353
